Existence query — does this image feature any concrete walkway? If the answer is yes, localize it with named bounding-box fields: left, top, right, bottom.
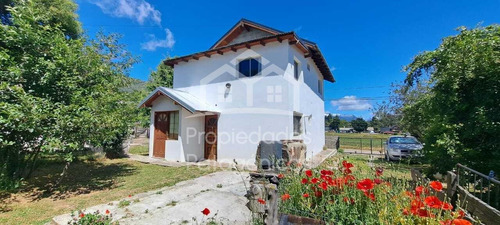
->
left=52, top=171, right=252, bottom=225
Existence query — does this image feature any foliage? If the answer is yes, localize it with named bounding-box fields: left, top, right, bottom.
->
left=398, top=25, right=500, bottom=174
left=278, top=159, right=470, bottom=224
left=339, top=119, right=351, bottom=128
left=146, top=60, right=174, bottom=91
left=368, top=116, right=381, bottom=131
left=0, top=0, right=141, bottom=189
left=371, top=102, right=401, bottom=131
left=329, top=115, right=340, bottom=132
left=351, top=118, right=368, bottom=132
left=70, top=210, right=112, bottom=225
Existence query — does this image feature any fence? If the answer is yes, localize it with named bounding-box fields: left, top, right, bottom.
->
left=338, top=137, right=386, bottom=155
left=456, top=163, right=500, bottom=211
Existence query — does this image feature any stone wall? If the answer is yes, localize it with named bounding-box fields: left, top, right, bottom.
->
left=325, top=136, right=339, bottom=149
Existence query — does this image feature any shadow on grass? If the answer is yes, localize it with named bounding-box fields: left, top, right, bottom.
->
left=16, top=155, right=137, bottom=202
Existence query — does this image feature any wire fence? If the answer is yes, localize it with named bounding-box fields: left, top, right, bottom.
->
left=338, top=137, right=386, bottom=155
left=456, top=163, right=500, bottom=211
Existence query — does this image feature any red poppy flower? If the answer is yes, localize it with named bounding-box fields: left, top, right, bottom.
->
left=344, top=168, right=353, bottom=174
left=302, top=193, right=310, bottom=198
left=424, top=196, right=442, bottom=209
left=201, top=208, right=210, bottom=216
left=356, top=179, right=374, bottom=192
left=79, top=213, right=85, bottom=218
left=402, top=208, right=410, bottom=215
left=281, top=193, right=290, bottom=201
left=319, top=181, right=328, bottom=191
left=430, top=181, right=443, bottom=192
left=257, top=198, right=266, bottom=204
left=442, top=202, right=453, bottom=210
left=451, top=219, right=472, bottom=225
left=320, top=170, right=333, bottom=176
left=105, top=209, right=110, bottom=214
left=301, top=178, right=309, bottom=184
left=344, top=174, right=356, bottom=182
left=128, top=195, right=132, bottom=198
left=363, top=191, right=375, bottom=201
left=342, top=160, right=354, bottom=169
left=374, top=178, right=382, bottom=185
left=440, top=220, right=452, bottom=225
left=314, top=190, right=323, bottom=198
left=375, top=167, right=383, bottom=176
left=305, top=170, right=313, bottom=177
left=277, top=174, right=284, bottom=179
left=405, top=191, right=414, bottom=198
left=415, top=208, right=432, bottom=217
left=311, top=178, right=319, bottom=184
left=415, top=186, right=425, bottom=196
left=455, top=210, right=465, bottom=219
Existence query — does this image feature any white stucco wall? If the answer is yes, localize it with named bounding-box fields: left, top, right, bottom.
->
left=149, top=41, right=327, bottom=164
left=149, top=96, right=205, bottom=162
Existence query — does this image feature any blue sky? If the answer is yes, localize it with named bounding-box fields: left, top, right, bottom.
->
left=76, top=0, right=500, bottom=119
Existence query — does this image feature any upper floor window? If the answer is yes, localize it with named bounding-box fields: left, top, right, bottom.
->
left=239, top=58, right=261, bottom=77
left=294, top=60, right=300, bottom=80
left=318, top=80, right=323, bottom=95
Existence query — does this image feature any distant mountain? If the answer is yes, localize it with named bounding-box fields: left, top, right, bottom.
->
left=339, top=115, right=359, bottom=122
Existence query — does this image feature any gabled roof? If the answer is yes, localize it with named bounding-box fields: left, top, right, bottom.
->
left=164, top=19, right=335, bottom=83
left=138, top=87, right=218, bottom=112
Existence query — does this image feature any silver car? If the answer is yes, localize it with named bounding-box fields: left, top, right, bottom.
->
left=384, top=136, right=423, bottom=161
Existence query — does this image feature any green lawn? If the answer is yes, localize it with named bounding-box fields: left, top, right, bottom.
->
left=320, top=153, right=428, bottom=180
left=0, top=154, right=217, bottom=225
left=128, top=145, right=149, bottom=155
left=326, top=132, right=390, bottom=151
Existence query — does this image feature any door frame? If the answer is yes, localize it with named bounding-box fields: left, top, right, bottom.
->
left=153, top=110, right=177, bottom=158
left=204, top=115, right=218, bottom=160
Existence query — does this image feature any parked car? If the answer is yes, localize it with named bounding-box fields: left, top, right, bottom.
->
left=384, top=136, right=423, bottom=161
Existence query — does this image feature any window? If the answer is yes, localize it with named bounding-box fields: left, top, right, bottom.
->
left=293, top=115, right=302, bottom=136
left=307, top=63, right=310, bottom=71
left=294, top=60, right=300, bottom=80
left=318, top=80, right=323, bottom=95
left=169, top=111, right=179, bottom=140
left=238, top=58, right=261, bottom=77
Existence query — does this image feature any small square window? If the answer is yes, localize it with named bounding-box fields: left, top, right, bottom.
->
left=294, top=60, right=300, bottom=80
left=307, top=64, right=310, bottom=71
left=318, top=80, right=323, bottom=95
left=293, top=115, right=302, bottom=136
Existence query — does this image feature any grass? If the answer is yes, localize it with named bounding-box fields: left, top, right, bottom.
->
left=128, top=145, right=149, bottom=156
left=320, top=153, right=428, bottom=180
left=326, top=132, right=390, bottom=151
left=0, top=154, right=218, bottom=225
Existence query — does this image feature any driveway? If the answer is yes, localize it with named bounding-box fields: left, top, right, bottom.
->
left=52, top=171, right=252, bottom=224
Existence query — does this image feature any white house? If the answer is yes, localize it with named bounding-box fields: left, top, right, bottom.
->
left=139, top=19, right=335, bottom=165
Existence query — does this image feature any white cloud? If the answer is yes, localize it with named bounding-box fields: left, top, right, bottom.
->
left=330, top=96, right=372, bottom=111
left=141, top=28, right=175, bottom=51
left=90, top=0, right=161, bottom=25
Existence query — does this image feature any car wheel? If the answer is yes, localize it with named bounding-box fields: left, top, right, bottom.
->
left=385, top=153, right=391, bottom=162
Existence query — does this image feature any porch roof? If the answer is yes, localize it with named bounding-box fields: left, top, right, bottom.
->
left=138, top=87, right=218, bottom=113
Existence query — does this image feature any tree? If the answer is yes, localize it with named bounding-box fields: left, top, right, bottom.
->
left=329, top=115, right=340, bottom=132
left=146, top=61, right=174, bottom=91
left=325, top=113, right=333, bottom=124
left=0, top=0, right=139, bottom=189
left=368, top=116, right=381, bottom=131
left=398, top=25, right=500, bottom=174
left=351, top=118, right=368, bottom=133
left=339, top=120, right=351, bottom=128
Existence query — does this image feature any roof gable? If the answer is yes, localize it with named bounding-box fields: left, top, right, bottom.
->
left=210, top=19, right=282, bottom=49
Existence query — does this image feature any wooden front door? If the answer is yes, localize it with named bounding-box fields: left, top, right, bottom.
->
left=153, top=112, right=169, bottom=158
left=204, top=115, right=218, bottom=160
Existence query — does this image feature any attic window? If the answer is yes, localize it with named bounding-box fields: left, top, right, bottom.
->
left=239, top=58, right=261, bottom=77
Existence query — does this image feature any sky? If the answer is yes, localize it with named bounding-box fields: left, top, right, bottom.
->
left=76, top=0, right=500, bottom=119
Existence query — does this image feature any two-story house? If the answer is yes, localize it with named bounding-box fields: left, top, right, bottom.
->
left=139, top=19, right=335, bottom=164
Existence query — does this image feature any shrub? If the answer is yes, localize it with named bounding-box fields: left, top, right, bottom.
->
left=70, top=210, right=112, bottom=225
left=278, top=160, right=471, bottom=224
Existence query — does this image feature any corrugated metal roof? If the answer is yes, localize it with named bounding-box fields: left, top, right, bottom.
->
left=138, top=87, right=218, bottom=113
